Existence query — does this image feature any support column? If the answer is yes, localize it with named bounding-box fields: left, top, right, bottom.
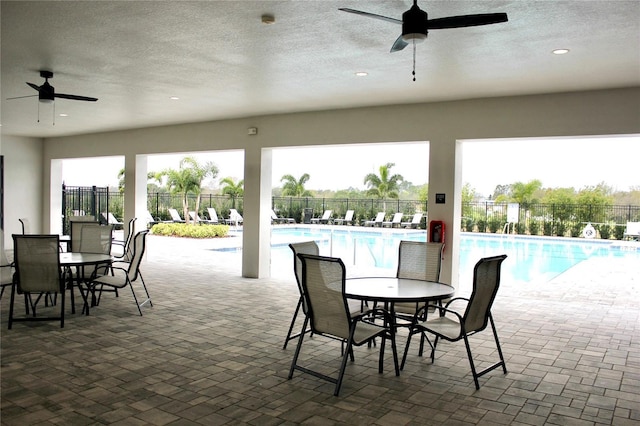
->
left=242, top=147, right=272, bottom=278
left=123, top=154, right=148, bottom=237
left=48, top=159, right=63, bottom=234
left=427, top=138, right=462, bottom=288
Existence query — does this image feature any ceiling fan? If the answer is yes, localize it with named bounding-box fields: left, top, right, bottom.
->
left=9, top=70, right=98, bottom=103
left=339, top=1, right=508, bottom=80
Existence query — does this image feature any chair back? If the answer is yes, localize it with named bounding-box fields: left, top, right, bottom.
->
left=322, top=210, right=332, bottom=220
left=69, top=219, right=100, bottom=252
left=297, top=253, right=350, bottom=338
left=18, top=218, right=31, bottom=234
left=344, top=210, right=354, bottom=221
left=188, top=211, right=200, bottom=222
left=411, top=213, right=423, bottom=225
left=462, top=255, right=508, bottom=333
left=12, top=235, right=63, bottom=293
left=374, top=212, right=385, bottom=222
left=396, top=241, right=443, bottom=282
left=391, top=212, right=403, bottom=224
left=1, top=229, right=11, bottom=266
left=207, top=208, right=219, bottom=222
left=289, top=241, right=319, bottom=314
left=120, top=218, right=137, bottom=261
left=79, top=224, right=114, bottom=254
left=168, top=208, right=184, bottom=222
left=127, top=230, right=149, bottom=280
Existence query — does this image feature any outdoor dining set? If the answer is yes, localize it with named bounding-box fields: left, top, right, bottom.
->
left=284, top=239, right=509, bottom=395
left=1, top=216, right=152, bottom=329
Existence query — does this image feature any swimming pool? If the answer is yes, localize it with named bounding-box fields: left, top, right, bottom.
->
left=256, top=227, right=640, bottom=285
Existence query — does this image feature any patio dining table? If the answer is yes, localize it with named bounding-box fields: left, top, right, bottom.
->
left=60, top=252, right=112, bottom=315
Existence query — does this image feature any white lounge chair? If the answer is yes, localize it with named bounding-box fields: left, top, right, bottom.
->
left=383, top=212, right=404, bottom=228
left=364, top=212, right=385, bottom=227
left=102, top=212, right=124, bottom=229
left=168, top=208, right=185, bottom=223
left=334, top=210, right=354, bottom=226
left=310, top=210, right=332, bottom=224
left=188, top=211, right=204, bottom=223
left=226, top=209, right=243, bottom=226
left=401, top=213, right=423, bottom=229
left=623, top=221, right=640, bottom=240
left=206, top=208, right=220, bottom=224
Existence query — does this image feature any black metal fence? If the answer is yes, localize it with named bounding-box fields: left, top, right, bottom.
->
left=62, top=186, right=640, bottom=239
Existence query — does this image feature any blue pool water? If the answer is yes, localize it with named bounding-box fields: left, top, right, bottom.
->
left=257, top=227, right=640, bottom=284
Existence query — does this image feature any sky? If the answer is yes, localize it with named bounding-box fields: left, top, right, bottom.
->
left=61, top=136, right=639, bottom=196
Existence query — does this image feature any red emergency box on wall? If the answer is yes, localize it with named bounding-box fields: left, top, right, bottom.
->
left=429, top=220, right=445, bottom=245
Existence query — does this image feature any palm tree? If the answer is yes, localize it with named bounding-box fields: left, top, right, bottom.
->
left=155, top=157, right=219, bottom=223
left=220, top=177, right=244, bottom=209
left=363, top=163, right=403, bottom=211
left=281, top=173, right=313, bottom=197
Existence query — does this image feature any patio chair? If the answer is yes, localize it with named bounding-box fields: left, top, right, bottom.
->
left=288, top=253, right=399, bottom=396
left=392, top=241, right=444, bottom=363
left=18, top=218, right=31, bottom=234
left=401, top=254, right=508, bottom=389
left=383, top=212, right=404, bottom=228
left=168, top=208, right=185, bottom=223
left=310, top=210, right=332, bottom=224
left=205, top=208, right=220, bottom=224
left=69, top=219, right=100, bottom=252
left=401, top=213, right=423, bottom=229
left=333, top=210, right=354, bottom=226
left=88, top=230, right=152, bottom=316
left=9, top=235, right=66, bottom=329
left=226, top=209, right=243, bottom=226
left=1, top=229, right=15, bottom=300
left=623, top=221, right=640, bottom=240
left=283, top=241, right=319, bottom=349
left=364, top=212, right=385, bottom=227
left=112, top=218, right=137, bottom=263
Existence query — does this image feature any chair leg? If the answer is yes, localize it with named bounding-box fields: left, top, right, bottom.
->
left=8, top=283, right=16, bottom=329
left=288, top=316, right=309, bottom=380
left=335, top=328, right=357, bottom=396
left=60, top=289, right=66, bottom=328
left=127, top=280, right=143, bottom=316
left=283, top=297, right=303, bottom=349
left=137, top=273, right=152, bottom=308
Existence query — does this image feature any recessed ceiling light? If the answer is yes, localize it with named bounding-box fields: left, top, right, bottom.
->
left=355, top=72, right=368, bottom=77
left=552, top=49, right=570, bottom=55
left=59, top=113, right=68, bottom=117
left=170, top=96, right=180, bottom=100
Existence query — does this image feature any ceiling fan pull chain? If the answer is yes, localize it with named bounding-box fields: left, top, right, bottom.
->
left=412, top=41, right=417, bottom=82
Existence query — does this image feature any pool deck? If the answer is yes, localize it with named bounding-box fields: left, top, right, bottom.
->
left=1, top=231, right=638, bottom=425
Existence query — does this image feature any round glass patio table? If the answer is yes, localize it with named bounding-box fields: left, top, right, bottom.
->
left=345, top=277, right=454, bottom=304
left=60, top=252, right=113, bottom=314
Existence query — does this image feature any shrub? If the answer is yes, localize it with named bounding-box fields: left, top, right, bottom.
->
left=150, top=223, right=229, bottom=238
left=556, top=222, right=567, bottom=237
left=476, top=219, right=486, bottom=233
left=598, top=224, right=611, bottom=240
left=464, top=218, right=475, bottom=232
left=543, top=222, right=553, bottom=236
left=529, top=220, right=540, bottom=236
left=570, top=222, right=582, bottom=237
left=613, top=224, right=625, bottom=240
left=488, top=218, right=501, bottom=233
left=515, top=223, right=526, bottom=234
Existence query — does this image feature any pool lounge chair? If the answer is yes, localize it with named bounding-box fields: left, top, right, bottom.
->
left=168, top=208, right=185, bottom=223
left=623, top=221, right=640, bottom=240
left=205, top=208, right=220, bottom=224
left=401, top=213, right=423, bottom=229
left=188, top=211, right=204, bottom=224
left=101, top=212, right=124, bottom=229
left=334, top=210, right=354, bottom=226
left=226, top=209, right=243, bottom=226
left=310, top=210, right=332, bottom=224
left=271, top=209, right=295, bottom=224
left=364, top=212, right=385, bottom=227
left=383, top=212, right=404, bottom=228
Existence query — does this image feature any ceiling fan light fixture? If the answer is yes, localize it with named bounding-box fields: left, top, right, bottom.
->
left=552, top=48, right=570, bottom=55
left=39, top=98, right=54, bottom=104
left=402, top=33, right=427, bottom=43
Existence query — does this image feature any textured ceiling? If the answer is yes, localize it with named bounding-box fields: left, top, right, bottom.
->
left=1, top=0, right=639, bottom=138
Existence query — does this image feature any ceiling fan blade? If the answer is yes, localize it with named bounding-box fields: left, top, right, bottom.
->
left=55, top=93, right=98, bottom=102
left=390, top=35, right=408, bottom=52
left=427, top=13, right=508, bottom=29
left=338, top=8, right=401, bottom=25
left=7, top=94, right=39, bottom=100
left=26, top=82, right=41, bottom=91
